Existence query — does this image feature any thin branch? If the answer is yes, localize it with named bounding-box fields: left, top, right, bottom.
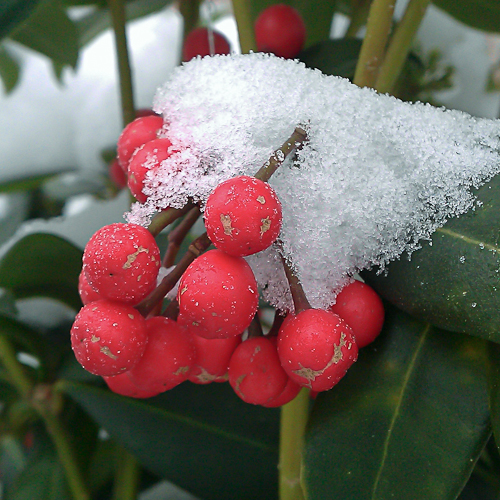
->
left=231, top=0, right=257, bottom=53
left=108, top=0, right=135, bottom=126
left=375, top=0, right=431, bottom=94
left=353, top=0, right=395, bottom=88
left=147, top=204, right=195, bottom=237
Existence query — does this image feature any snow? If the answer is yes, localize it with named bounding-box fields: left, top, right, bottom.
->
left=127, top=52, right=500, bottom=312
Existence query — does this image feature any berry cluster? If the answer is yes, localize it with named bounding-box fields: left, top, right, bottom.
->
left=71, top=112, right=386, bottom=407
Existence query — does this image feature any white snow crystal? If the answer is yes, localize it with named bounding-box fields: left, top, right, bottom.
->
left=125, top=53, right=500, bottom=312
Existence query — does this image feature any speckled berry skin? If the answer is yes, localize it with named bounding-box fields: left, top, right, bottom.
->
left=185, top=330, right=242, bottom=384
left=78, top=268, right=102, bottom=305
left=254, top=4, right=306, bottom=59
left=277, top=309, right=358, bottom=392
left=177, top=249, right=259, bottom=339
left=103, top=373, right=160, bottom=399
left=329, top=280, right=385, bottom=348
left=71, top=300, right=148, bottom=377
left=182, top=27, right=231, bottom=61
left=128, top=137, right=173, bottom=203
left=127, top=317, right=195, bottom=394
left=117, top=115, right=164, bottom=171
left=83, top=223, right=161, bottom=305
left=228, top=336, right=289, bottom=405
left=204, top=176, right=282, bottom=257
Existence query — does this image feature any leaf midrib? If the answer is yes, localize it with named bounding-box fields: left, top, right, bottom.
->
left=371, top=324, right=430, bottom=499
left=436, top=227, right=499, bottom=253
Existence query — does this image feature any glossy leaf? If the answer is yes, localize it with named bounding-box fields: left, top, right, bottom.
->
left=248, top=0, right=337, bottom=48
left=0, top=233, right=83, bottom=310
left=362, top=174, right=500, bottom=342
left=0, top=0, right=40, bottom=39
left=487, top=342, right=500, bottom=457
left=0, top=44, right=20, bottom=93
left=299, top=38, right=362, bottom=80
left=10, top=0, right=78, bottom=67
left=61, top=380, right=279, bottom=500
left=432, top=0, right=500, bottom=34
left=303, top=305, right=491, bottom=500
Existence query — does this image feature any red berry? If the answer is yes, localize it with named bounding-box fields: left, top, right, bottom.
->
left=127, top=316, right=195, bottom=393
left=204, top=175, right=282, bottom=257
left=83, top=223, right=161, bottom=305
left=117, top=115, right=164, bottom=172
left=329, top=280, right=385, bottom=348
left=71, top=300, right=148, bottom=376
left=182, top=27, right=231, bottom=61
left=104, top=373, right=160, bottom=399
left=263, top=377, right=301, bottom=407
left=177, top=249, right=259, bottom=339
left=78, top=268, right=102, bottom=305
left=228, top=336, right=288, bottom=405
left=254, top=4, right=306, bottom=59
left=127, top=138, right=174, bottom=203
left=109, top=157, right=127, bottom=189
left=185, top=330, right=242, bottom=384
left=278, top=309, right=358, bottom=392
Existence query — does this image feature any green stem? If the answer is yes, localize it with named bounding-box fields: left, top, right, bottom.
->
left=279, top=388, right=310, bottom=500
left=374, top=0, right=431, bottom=94
left=112, top=443, right=140, bottom=500
left=353, top=0, right=395, bottom=88
left=232, top=0, right=257, bottom=53
left=147, top=204, right=195, bottom=237
left=41, top=408, right=91, bottom=500
left=345, top=0, right=372, bottom=38
left=108, top=0, right=135, bottom=126
left=0, top=334, right=32, bottom=399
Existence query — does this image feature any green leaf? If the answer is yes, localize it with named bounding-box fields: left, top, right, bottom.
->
left=61, top=380, right=279, bottom=500
left=362, top=174, right=500, bottom=342
left=0, top=171, right=73, bottom=194
left=298, top=38, right=362, bottom=79
left=0, top=233, right=83, bottom=310
left=248, top=0, right=337, bottom=49
left=10, top=0, right=78, bottom=68
left=0, top=0, right=40, bottom=40
left=0, top=44, right=20, bottom=93
left=432, top=0, right=500, bottom=34
left=5, top=428, right=69, bottom=500
left=303, top=305, right=491, bottom=500
left=487, top=343, right=500, bottom=457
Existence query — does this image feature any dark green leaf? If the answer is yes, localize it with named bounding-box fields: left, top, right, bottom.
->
left=0, top=44, right=20, bottom=93
left=248, top=0, right=337, bottom=49
left=487, top=342, right=500, bottom=458
left=0, top=171, right=73, bottom=194
left=0, top=0, right=40, bottom=39
left=5, top=427, right=69, bottom=500
left=362, top=174, right=500, bottom=342
left=303, top=305, right=491, bottom=500
left=61, top=380, right=279, bottom=500
left=0, top=233, right=83, bottom=310
left=432, top=0, right=500, bottom=34
left=10, top=0, right=78, bottom=68
left=299, top=38, right=362, bottom=79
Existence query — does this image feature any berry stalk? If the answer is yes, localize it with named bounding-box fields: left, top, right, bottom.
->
left=231, top=0, right=257, bottom=53
left=281, top=255, right=311, bottom=314
left=163, top=206, right=201, bottom=268
left=136, top=232, right=212, bottom=317
left=254, top=127, right=308, bottom=182
left=147, top=204, right=196, bottom=237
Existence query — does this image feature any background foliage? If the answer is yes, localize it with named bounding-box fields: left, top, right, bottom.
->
left=0, top=0, right=499, bottom=499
